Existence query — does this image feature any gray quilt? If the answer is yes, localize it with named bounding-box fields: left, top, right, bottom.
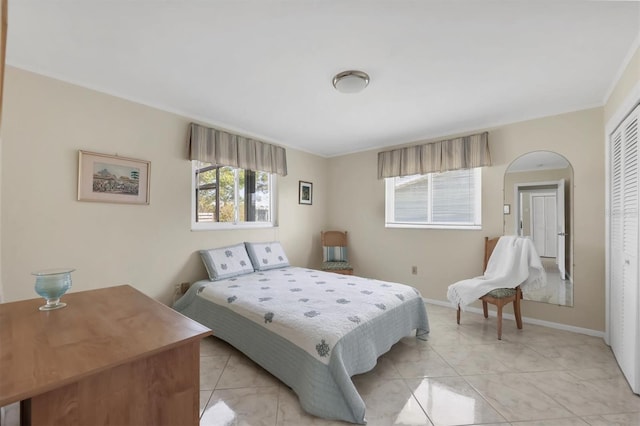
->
left=173, top=267, right=429, bottom=424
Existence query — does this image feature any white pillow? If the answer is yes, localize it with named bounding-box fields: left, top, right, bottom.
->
left=245, top=241, right=290, bottom=271
left=199, top=243, right=255, bottom=281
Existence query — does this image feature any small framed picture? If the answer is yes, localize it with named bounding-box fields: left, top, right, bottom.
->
left=299, top=181, right=312, bottom=205
left=78, top=150, right=151, bottom=205
left=503, top=204, right=511, bottom=215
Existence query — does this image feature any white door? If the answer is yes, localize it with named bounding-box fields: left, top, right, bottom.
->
left=530, top=193, right=557, bottom=257
left=609, top=102, right=640, bottom=394
left=527, top=183, right=565, bottom=279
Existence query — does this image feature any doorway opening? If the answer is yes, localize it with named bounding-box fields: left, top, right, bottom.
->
left=513, top=180, right=572, bottom=305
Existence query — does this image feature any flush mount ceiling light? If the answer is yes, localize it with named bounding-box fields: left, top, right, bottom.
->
left=332, top=70, right=370, bottom=94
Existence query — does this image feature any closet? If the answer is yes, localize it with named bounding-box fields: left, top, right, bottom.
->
left=608, top=102, right=640, bottom=394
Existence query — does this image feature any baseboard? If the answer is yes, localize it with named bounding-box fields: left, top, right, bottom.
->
left=423, top=298, right=605, bottom=339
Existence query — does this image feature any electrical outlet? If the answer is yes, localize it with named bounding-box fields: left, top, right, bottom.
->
left=411, top=266, right=418, bottom=275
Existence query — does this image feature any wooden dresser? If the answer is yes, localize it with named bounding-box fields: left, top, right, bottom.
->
left=0, top=285, right=212, bottom=425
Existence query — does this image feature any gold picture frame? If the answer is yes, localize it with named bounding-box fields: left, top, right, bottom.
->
left=78, top=150, right=151, bottom=204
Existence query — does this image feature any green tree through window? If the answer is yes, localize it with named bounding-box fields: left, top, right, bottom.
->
left=194, top=162, right=272, bottom=225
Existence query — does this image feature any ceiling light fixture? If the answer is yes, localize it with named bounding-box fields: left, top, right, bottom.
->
left=332, top=70, right=369, bottom=94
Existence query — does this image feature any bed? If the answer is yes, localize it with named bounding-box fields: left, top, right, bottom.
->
left=173, top=242, right=429, bottom=424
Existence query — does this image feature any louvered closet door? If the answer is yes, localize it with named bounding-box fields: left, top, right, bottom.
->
left=609, top=103, right=640, bottom=394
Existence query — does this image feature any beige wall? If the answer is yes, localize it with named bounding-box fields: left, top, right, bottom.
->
left=604, top=46, right=640, bottom=124
left=327, top=108, right=605, bottom=331
left=0, top=67, right=328, bottom=304
left=2, top=46, right=638, bottom=331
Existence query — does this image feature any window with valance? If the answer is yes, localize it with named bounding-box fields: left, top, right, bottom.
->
left=378, top=132, right=490, bottom=179
left=379, top=132, right=491, bottom=229
left=188, top=123, right=287, bottom=229
left=188, top=123, right=287, bottom=176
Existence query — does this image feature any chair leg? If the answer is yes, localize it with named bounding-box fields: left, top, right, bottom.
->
left=496, top=305, right=503, bottom=340
left=457, top=305, right=461, bottom=325
left=514, top=289, right=523, bottom=330
left=482, top=301, right=489, bottom=318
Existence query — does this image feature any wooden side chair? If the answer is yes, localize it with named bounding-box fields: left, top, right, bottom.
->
left=456, top=236, right=523, bottom=340
left=320, top=231, right=353, bottom=275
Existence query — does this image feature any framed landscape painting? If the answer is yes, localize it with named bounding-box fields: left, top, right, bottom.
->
left=78, top=150, right=151, bottom=204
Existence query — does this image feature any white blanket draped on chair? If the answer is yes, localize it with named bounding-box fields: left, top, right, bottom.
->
left=447, top=236, right=546, bottom=309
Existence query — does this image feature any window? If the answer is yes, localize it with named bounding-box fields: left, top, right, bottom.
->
left=192, top=161, right=275, bottom=230
left=385, top=168, right=481, bottom=229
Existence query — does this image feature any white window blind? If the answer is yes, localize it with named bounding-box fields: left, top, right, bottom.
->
left=385, top=168, right=481, bottom=229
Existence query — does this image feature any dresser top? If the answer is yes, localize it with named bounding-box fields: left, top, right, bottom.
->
left=0, top=285, right=211, bottom=406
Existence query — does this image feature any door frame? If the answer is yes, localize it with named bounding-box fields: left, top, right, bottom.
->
left=514, top=180, right=566, bottom=278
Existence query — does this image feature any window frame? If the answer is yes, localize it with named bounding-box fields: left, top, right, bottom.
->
left=384, top=167, right=482, bottom=230
left=191, top=161, right=277, bottom=231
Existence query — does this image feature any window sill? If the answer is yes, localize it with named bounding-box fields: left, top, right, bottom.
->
left=385, top=223, right=482, bottom=230
left=191, top=222, right=276, bottom=231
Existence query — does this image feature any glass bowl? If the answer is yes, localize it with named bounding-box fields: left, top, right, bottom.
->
left=32, top=268, right=75, bottom=311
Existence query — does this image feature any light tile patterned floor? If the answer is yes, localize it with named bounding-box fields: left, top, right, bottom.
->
left=198, top=303, right=640, bottom=426
left=523, top=257, right=573, bottom=306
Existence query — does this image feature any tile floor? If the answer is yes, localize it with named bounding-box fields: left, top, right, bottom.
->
left=2, top=303, right=637, bottom=426
left=523, top=257, right=573, bottom=307
left=198, top=303, right=640, bottom=426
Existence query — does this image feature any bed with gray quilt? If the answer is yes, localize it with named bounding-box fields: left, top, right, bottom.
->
left=173, top=244, right=429, bottom=424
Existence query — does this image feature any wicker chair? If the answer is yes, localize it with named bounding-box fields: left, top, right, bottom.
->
left=456, top=236, right=523, bottom=340
left=320, top=231, right=353, bottom=275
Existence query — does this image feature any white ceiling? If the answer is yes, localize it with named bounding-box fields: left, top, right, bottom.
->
left=7, top=1, right=640, bottom=157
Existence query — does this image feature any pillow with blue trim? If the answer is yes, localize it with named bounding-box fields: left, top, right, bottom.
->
left=245, top=241, right=290, bottom=271
left=200, top=243, right=255, bottom=281
left=323, top=246, right=347, bottom=262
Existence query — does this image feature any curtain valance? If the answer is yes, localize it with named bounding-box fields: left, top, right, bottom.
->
left=377, top=131, right=490, bottom=179
left=188, top=123, right=288, bottom=176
